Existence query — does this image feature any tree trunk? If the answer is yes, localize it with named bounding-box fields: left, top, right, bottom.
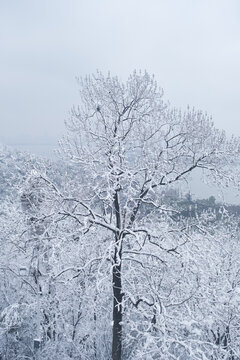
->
left=112, top=190, right=123, bottom=360
left=112, top=255, right=123, bottom=360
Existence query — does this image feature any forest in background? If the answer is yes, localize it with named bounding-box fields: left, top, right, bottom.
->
left=1, top=72, right=240, bottom=360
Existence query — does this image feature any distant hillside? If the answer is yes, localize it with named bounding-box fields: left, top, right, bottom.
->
left=162, top=189, right=240, bottom=218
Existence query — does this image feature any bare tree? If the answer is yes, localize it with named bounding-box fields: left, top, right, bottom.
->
left=59, top=70, right=240, bottom=359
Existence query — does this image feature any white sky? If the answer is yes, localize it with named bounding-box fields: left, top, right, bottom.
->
left=1, top=0, right=240, bottom=144
left=1, top=0, right=240, bottom=201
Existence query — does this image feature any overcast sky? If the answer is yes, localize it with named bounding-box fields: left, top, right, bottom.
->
left=0, top=0, right=239, bottom=152
left=1, top=0, right=240, bottom=201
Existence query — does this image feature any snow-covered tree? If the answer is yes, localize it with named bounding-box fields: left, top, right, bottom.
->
left=2, top=72, right=240, bottom=359
left=58, top=70, right=240, bottom=359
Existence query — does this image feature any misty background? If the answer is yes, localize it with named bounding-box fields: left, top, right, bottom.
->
left=1, top=0, right=240, bottom=202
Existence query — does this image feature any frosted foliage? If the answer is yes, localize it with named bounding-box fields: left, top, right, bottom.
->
left=1, top=71, right=240, bottom=359
left=61, top=71, right=240, bottom=196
